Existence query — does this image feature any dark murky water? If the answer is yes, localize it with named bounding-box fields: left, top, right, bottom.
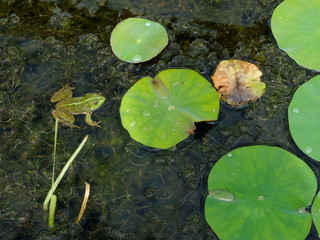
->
left=1, top=0, right=319, bottom=239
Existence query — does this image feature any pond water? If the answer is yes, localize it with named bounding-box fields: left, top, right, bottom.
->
left=0, top=0, right=318, bottom=239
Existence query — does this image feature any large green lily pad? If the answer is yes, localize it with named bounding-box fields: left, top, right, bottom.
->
left=205, top=145, right=317, bottom=240
left=311, top=191, right=320, bottom=236
left=271, top=0, right=320, bottom=70
left=120, top=69, right=220, bottom=149
left=288, top=75, right=320, bottom=160
left=110, top=17, right=168, bottom=63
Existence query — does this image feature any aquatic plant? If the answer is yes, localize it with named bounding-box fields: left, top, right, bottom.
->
left=110, top=18, right=168, bottom=63
left=288, top=75, right=320, bottom=161
left=205, top=145, right=317, bottom=240
left=43, top=119, right=89, bottom=227
left=211, top=60, right=266, bottom=106
left=48, top=194, right=57, bottom=228
left=43, top=134, right=89, bottom=211
left=75, top=182, right=90, bottom=223
left=120, top=69, right=220, bottom=149
left=271, top=0, right=320, bottom=70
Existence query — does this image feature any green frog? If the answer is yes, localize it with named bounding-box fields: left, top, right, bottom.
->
left=51, top=84, right=106, bottom=128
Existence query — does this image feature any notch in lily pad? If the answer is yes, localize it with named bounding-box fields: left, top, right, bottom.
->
left=120, top=69, right=220, bottom=149
left=110, top=18, right=168, bottom=63
left=271, top=0, right=320, bottom=70
left=211, top=60, right=266, bottom=106
left=288, top=75, right=320, bottom=161
left=205, top=145, right=317, bottom=240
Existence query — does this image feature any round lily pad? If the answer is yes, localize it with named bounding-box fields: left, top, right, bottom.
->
left=271, top=0, right=320, bottom=70
left=110, top=17, right=168, bottom=63
left=205, top=145, right=317, bottom=240
left=311, top=191, right=320, bottom=235
left=120, top=69, right=220, bottom=149
left=288, top=75, right=320, bottom=160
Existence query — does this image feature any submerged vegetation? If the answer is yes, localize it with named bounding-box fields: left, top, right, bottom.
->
left=2, top=0, right=320, bottom=239
left=42, top=119, right=89, bottom=227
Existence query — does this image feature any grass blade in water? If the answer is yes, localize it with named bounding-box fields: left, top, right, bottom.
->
left=43, top=135, right=89, bottom=211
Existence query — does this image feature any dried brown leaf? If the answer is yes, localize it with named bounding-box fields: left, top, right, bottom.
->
left=211, top=60, right=266, bottom=106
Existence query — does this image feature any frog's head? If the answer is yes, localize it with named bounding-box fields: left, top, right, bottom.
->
left=86, top=93, right=106, bottom=110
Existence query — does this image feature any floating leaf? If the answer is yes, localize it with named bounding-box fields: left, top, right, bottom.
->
left=211, top=60, right=266, bottom=106
left=205, top=145, right=317, bottom=240
left=120, top=69, right=220, bottom=149
left=271, top=0, right=320, bottom=70
left=110, top=18, right=168, bottom=63
left=288, top=75, right=320, bottom=161
left=311, top=191, right=320, bottom=235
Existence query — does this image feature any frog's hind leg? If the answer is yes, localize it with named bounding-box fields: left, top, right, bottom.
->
left=51, top=84, right=75, bottom=103
left=52, top=110, right=79, bottom=128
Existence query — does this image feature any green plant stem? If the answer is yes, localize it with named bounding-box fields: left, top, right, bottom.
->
left=52, top=119, right=59, bottom=185
left=43, top=135, right=89, bottom=211
left=48, top=194, right=57, bottom=228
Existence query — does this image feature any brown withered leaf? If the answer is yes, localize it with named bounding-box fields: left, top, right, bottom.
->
left=211, top=60, right=266, bottom=106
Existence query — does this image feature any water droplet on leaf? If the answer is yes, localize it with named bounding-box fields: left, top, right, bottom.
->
left=297, top=207, right=308, bottom=213
left=227, top=153, right=232, bottom=157
left=133, top=55, right=142, bottom=62
left=145, top=22, right=151, bottom=27
left=258, top=196, right=265, bottom=201
left=305, top=146, right=312, bottom=153
left=130, top=121, right=136, bottom=127
left=293, top=108, right=300, bottom=113
left=209, top=189, right=235, bottom=202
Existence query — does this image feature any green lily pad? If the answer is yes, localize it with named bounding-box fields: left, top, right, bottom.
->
left=120, top=69, right=220, bottom=149
left=205, top=145, right=317, bottom=240
left=288, top=75, right=320, bottom=160
left=311, top=191, right=320, bottom=235
left=110, top=17, right=168, bottom=63
left=271, top=0, right=320, bottom=70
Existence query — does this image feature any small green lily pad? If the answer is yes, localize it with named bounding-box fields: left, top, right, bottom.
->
left=120, top=69, right=220, bottom=149
left=110, top=17, right=168, bottom=63
left=205, top=145, right=317, bottom=240
left=288, top=75, right=320, bottom=160
left=311, top=191, right=320, bottom=235
left=271, top=0, right=320, bottom=70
